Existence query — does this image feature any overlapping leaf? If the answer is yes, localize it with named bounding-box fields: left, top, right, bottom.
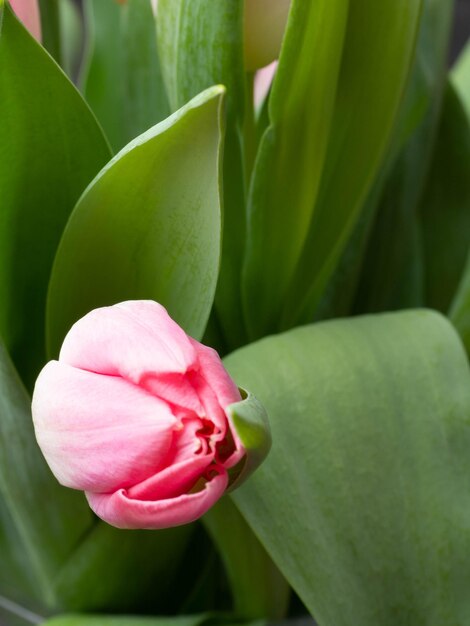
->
left=225, top=310, right=470, bottom=626
left=0, top=4, right=111, bottom=387
left=81, top=0, right=169, bottom=151
left=47, top=86, right=225, bottom=355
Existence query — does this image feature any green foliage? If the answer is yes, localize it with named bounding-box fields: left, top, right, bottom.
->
left=225, top=310, right=470, bottom=626
left=47, top=86, right=224, bottom=355
left=0, top=4, right=111, bottom=387
left=81, top=0, right=169, bottom=151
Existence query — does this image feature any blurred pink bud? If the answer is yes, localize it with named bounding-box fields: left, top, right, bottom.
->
left=244, top=0, right=291, bottom=71
left=254, top=61, right=277, bottom=109
left=32, top=301, right=245, bottom=530
left=9, top=0, right=42, bottom=42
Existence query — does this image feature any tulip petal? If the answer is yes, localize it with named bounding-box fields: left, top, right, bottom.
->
left=87, top=469, right=228, bottom=529
left=10, top=0, right=42, bottom=42
left=191, top=341, right=244, bottom=468
left=32, top=361, right=177, bottom=492
left=128, top=455, right=217, bottom=501
left=60, top=301, right=198, bottom=382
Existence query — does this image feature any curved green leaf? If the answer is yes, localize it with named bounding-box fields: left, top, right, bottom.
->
left=226, top=389, right=271, bottom=491
left=452, top=39, right=470, bottom=122
left=280, top=0, right=423, bottom=330
left=44, top=615, right=210, bottom=626
left=81, top=0, right=169, bottom=152
left=203, top=497, right=289, bottom=621
left=242, top=0, right=349, bottom=338
left=225, top=310, right=470, bottom=626
left=0, top=4, right=111, bottom=387
left=47, top=86, right=225, bottom=356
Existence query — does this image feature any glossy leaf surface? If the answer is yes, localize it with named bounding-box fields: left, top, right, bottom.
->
left=0, top=4, right=111, bottom=387
left=47, top=86, right=224, bottom=356
left=225, top=310, right=470, bottom=626
left=81, top=0, right=169, bottom=151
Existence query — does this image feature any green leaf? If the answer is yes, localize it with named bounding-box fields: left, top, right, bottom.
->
left=47, top=86, right=225, bottom=356
left=242, top=0, right=349, bottom=338
left=315, top=0, right=453, bottom=320
left=452, top=39, right=470, bottom=122
left=81, top=0, right=170, bottom=152
left=225, top=310, right=470, bottom=626
left=420, top=82, right=470, bottom=312
left=203, top=497, right=289, bottom=621
left=0, top=4, right=111, bottom=387
left=278, top=0, right=422, bottom=331
left=353, top=0, right=454, bottom=314
left=37, top=0, right=62, bottom=63
left=157, top=0, right=248, bottom=349
left=0, top=338, right=92, bottom=609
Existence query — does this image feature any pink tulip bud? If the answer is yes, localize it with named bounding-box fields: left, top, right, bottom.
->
left=244, top=0, right=291, bottom=71
left=32, top=301, right=246, bottom=530
left=9, top=0, right=42, bottom=42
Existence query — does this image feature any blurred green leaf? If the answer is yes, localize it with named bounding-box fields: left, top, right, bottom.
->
left=225, top=310, right=470, bottom=626
left=354, top=0, right=453, bottom=314
left=279, top=0, right=422, bottom=330
left=242, top=0, right=349, bottom=338
left=0, top=4, right=111, bottom=388
left=420, top=82, right=470, bottom=311
left=158, top=0, right=247, bottom=349
left=47, top=86, right=224, bottom=355
left=452, top=39, right=470, bottom=121
left=81, top=0, right=169, bottom=152
left=37, top=0, right=61, bottom=62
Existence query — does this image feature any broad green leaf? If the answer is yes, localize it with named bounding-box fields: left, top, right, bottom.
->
left=0, top=338, right=92, bottom=609
left=47, top=86, right=224, bottom=356
left=225, top=310, right=470, bottom=626
left=315, top=0, right=453, bottom=320
left=420, top=82, right=470, bottom=312
left=0, top=4, right=111, bottom=387
left=452, top=39, right=470, bottom=121
left=203, top=497, right=289, bottom=621
left=353, top=0, right=453, bottom=315
left=81, top=0, right=169, bottom=152
left=43, top=615, right=210, bottom=626
left=157, top=0, right=248, bottom=349
left=242, top=0, right=349, bottom=338
left=279, top=0, right=422, bottom=331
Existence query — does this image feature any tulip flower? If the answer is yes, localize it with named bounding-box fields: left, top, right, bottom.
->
left=9, top=0, right=41, bottom=42
left=32, top=301, right=249, bottom=530
left=244, top=0, right=291, bottom=71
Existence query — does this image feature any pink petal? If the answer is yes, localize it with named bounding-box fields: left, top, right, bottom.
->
left=86, top=469, right=228, bottom=529
left=60, top=301, right=198, bottom=383
left=191, top=340, right=244, bottom=468
left=10, top=0, right=42, bottom=42
left=254, top=61, right=278, bottom=109
left=128, top=455, right=216, bottom=501
left=32, top=361, right=177, bottom=492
